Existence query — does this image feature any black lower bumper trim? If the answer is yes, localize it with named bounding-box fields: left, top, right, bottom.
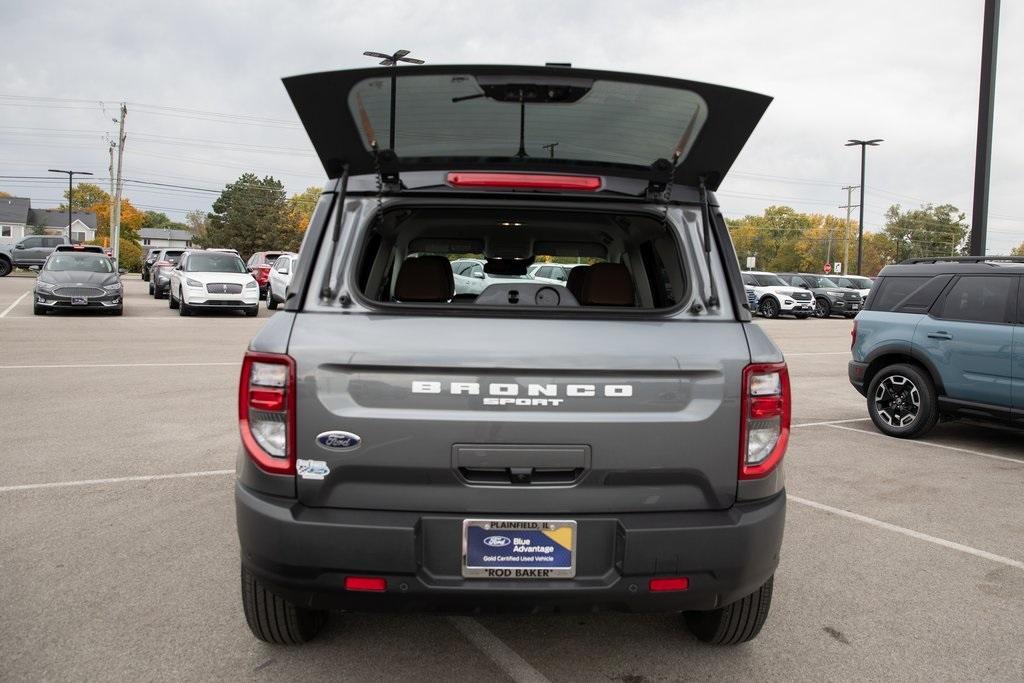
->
left=236, top=482, right=785, bottom=613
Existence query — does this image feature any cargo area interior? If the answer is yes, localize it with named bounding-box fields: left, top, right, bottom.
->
left=354, top=207, right=689, bottom=309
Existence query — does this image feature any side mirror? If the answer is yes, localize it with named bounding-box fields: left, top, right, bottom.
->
left=118, top=268, right=127, bottom=275
left=14, top=243, right=24, bottom=250
left=472, top=271, right=485, bottom=279
left=28, top=265, right=40, bottom=271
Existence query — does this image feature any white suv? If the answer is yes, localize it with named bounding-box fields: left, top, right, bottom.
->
left=168, top=250, right=260, bottom=316
left=741, top=271, right=813, bottom=319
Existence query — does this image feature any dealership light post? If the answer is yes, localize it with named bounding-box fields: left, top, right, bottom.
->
left=971, top=0, right=1000, bottom=256
left=845, top=139, right=882, bottom=274
left=48, top=169, right=93, bottom=243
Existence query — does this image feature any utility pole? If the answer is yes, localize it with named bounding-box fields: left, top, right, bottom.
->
left=47, top=169, right=93, bottom=242
left=840, top=185, right=859, bottom=274
left=970, top=0, right=1000, bottom=256
left=108, top=142, right=115, bottom=250
left=111, top=104, right=126, bottom=266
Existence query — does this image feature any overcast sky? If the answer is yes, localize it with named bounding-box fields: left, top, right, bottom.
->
left=2, top=0, right=1021, bottom=253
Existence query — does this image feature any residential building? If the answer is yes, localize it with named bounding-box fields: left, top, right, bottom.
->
left=0, top=196, right=97, bottom=245
left=138, top=227, right=194, bottom=248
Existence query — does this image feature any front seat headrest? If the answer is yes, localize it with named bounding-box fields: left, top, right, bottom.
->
left=394, top=255, right=454, bottom=303
left=565, top=265, right=590, bottom=302
left=580, top=262, right=635, bottom=306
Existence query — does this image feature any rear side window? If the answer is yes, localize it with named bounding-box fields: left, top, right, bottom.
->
left=938, top=276, right=1016, bottom=324
left=869, top=276, right=931, bottom=312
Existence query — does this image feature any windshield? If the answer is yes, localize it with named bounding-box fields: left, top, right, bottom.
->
left=348, top=74, right=708, bottom=167
left=186, top=252, right=247, bottom=273
left=805, top=276, right=839, bottom=288
left=752, top=273, right=787, bottom=287
left=44, top=253, right=113, bottom=273
left=843, top=276, right=872, bottom=288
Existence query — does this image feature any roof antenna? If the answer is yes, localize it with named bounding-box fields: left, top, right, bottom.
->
left=362, top=49, right=425, bottom=152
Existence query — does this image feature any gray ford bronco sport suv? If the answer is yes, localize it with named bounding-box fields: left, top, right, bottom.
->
left=236, top=65, right=789, bottom=645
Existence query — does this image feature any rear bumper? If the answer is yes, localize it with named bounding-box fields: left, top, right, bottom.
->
left=236, top=482, right=785, bottom=613
left=848, top=360, right=868, bottom=395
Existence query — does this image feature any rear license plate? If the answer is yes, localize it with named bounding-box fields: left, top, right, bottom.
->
left=850, top=304, right=859, bottom=310
left=71, top=297, right=87, bottom=306
left=462, top=519, right=576, bottom=579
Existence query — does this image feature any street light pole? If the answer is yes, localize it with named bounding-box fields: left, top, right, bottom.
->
left=48, top=169, right=93, bottom=243
left=970, top=0, right=1000, bottom=256
left=844, top=139, right=883, bottom=274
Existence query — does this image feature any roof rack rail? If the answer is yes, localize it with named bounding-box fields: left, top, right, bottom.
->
left=899, top=256, right=1024, bottom=265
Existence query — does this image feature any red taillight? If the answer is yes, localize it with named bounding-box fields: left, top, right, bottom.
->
left=238, top=351, right=296, bottom=475
left=446, top=172, right=602, bottom=191
left=739, top=363, right=790, bottom=480
left=851, top=320, right=858, bottom=349
left=344, top=576, right=387, bottom=592
left=649, top=577, right=689, bottom=592
left=154, top=260, right=171, bottom=268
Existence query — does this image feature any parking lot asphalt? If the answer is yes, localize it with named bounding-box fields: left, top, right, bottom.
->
left=1, top=274, right=1022, bottom=681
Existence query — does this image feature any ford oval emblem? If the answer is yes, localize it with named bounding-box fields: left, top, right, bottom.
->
left=316, top=431, right=361, bottom=451
left=483, top=535, right=511, bottom=548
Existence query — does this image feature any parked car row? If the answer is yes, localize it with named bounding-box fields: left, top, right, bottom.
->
left=142, top=248, right=299, bottom=316
left=741, top=270, right=872, bottom=319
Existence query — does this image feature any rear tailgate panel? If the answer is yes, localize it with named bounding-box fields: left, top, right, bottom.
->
left=291, top=314, right=749, bottom=513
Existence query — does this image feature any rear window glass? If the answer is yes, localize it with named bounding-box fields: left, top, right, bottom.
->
left=354, top=207, right=687, bottom=311
left=939, top=276, right=1015, bottom=324
left=869, top=276, right=952, bottom=313
left=348, top=74, right=708, bottom=168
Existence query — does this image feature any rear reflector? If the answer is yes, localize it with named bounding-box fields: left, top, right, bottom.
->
left=344, top=576, right=387, bottom=592
left=649, top=577, right=689, bottom=592
left=447, top=172, right=602, bottom=191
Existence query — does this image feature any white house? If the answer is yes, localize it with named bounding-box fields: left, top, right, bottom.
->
left=138, top=227, right=194, bottom=248
left=0, top=197, right=97, bottom=246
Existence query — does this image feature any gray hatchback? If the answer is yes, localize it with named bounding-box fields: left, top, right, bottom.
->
left=235, top=64, right=789, bottom=646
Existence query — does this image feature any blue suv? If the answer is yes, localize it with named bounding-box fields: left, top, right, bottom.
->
left=849, top=257, right=1023, bottom=438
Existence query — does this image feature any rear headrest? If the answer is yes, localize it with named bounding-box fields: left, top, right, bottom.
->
left=580, top=263, right=635, bottom=306
left=565, top=265, right=590, bottom=301
left=394, top=256, right=454, bottom=303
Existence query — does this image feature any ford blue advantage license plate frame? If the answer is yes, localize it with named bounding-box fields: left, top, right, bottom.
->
left=462, top=519, right=576, bottom=579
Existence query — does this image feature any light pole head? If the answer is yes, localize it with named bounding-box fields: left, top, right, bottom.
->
left=845, top=139, right=884, bottom=147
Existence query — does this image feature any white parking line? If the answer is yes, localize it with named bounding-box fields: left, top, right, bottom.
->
left=788, top=494, right=1024, bottom=571
left=447, top=617, right=551, bottom=683
left=792, top=417, right=871, bottom=428
left=0, top=291, right=30, bottom=318
left=825, top=424, right=1023, bottom=465
left=0, top=362, right=238, bottom=370
left=0, top=469, right=234, bottom=493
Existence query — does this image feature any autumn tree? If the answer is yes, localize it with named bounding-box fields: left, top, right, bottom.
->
left=728, top=206, right=814, bottom=272
left=60, top=183, right=110, bottom=214
left=883, top=204, right=968, bottom=261
left=202, top=173, right=288, bottom=258
left=1010, top=242, right=1024, bottom=257
left=185, top=209, right=209, bottom=240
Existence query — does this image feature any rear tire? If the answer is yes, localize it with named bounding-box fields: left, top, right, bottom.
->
left=0, top=258, right=11, bottom=277
left=267, top=293, right=278, bottom=310
left=866, top=363, right=938, bottom=438
left=244, top=305, right=259, bottom=317
left=169, top=289, right=179, bottom=309
left=684, top=576, right=774, bottom=645
left=148, top=282, right=154, bottom=295
left=241, top=565, right=326, bottom=644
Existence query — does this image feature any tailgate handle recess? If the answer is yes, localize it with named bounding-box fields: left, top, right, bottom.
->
left=453, top=444, right=590, bottom=486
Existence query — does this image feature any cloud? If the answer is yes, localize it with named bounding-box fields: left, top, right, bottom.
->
left=1, top=0, right=1020, bottom=251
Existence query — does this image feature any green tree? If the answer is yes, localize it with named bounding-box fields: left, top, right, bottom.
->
left=883, top=204, right=968, bottom=260
left=728, top=206, right=814, bottom=272
left=185, top=209, right=209, bottom=240
left=140, top=210, right=188, bottom=233
left=201, top=173, right=288, bottom=258
left=60, top=183, right=110, bottom=214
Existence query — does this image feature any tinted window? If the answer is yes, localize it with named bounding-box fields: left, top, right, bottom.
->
left=939, top=276, right=1014, bottom=324
left=802, top=275, right=839, bottom=288
left=43, top=237, right=64, bottom=247
left=185, top=252, right=248, bottom=273
left=753, top=273, right=786, bottom=287
left=869, top=277, right=930, bottom=312
left=20, top=237, right=42, bottom=248
left=741, top=273, right=756, bottom=286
